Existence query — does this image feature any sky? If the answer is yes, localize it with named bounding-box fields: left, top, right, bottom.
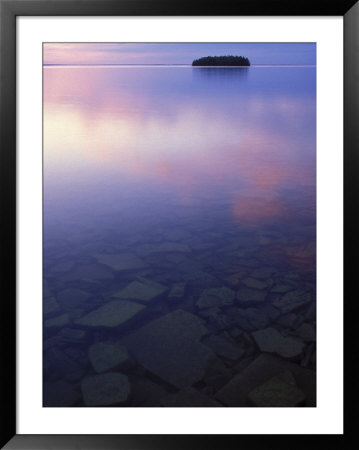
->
left=43, top=43, right=316, bottom=65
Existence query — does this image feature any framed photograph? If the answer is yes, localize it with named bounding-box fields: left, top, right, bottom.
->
left=1, top=0, right=357, bottom=448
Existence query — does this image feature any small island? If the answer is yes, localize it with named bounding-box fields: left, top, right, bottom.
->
left=192, top=55, right=250, bottom=67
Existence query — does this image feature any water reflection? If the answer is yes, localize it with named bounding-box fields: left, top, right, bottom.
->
left=43, top=65, right=316, bottom=276
left=43, top=66, right=316, bottom=407
left=44, top=67, right=315, bottom=227
left=193, top=67, right=249, bottom=80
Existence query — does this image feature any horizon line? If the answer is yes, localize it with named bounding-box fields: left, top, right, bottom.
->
left=43, top=63, right=316, bottom=67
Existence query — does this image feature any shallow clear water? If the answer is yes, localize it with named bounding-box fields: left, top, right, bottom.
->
left=43, top=66, right=316, bottom=407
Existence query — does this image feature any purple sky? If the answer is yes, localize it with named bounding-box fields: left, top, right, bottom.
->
left=43, top=43, right=316, bottom=65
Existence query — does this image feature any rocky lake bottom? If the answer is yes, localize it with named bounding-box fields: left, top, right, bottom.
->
left=43, top=207, right=316, bottom=408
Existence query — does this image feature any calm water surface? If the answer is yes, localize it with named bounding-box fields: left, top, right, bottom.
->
left=43, top=66, right=316, bottom=407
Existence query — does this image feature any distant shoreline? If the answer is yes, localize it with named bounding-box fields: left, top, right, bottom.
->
left=192, top=56, right=250, bottom=67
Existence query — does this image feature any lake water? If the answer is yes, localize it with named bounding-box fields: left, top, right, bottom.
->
left=43, top=66, right=316, bottom=407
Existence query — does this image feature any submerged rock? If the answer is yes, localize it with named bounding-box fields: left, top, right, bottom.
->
left=112, top=278, right=167, bottom=303
left=203, top=335, right=245, bottom=361
left=230, top=327, right=243, bottom=339
left=95, top=253, right=147, bottom=272
left=216, top=353, right=315, bottom=406
left=75, top=300, right=146, bottom=328
left=272, top=290, right=312, bottom=313
left=260, top=304, right=281, bottom=321
left=44, top=336, right=62, bottom=351
left=250, top=267, right=277, bottom=279
left=168, top=283, right=186, bottom=300
left=43, top=295, right=62, bottom=318
left=43, top=280, right=54, bottom=298
left=81, top=372, right=130, bottom=406
left=44, top=313, right=70, bottom=329
left=182, top=271, right=219, bottom=287
left=292, top=323, right=316, bottom=341
left=198, top=307, right=233, bottom=331
left=236, top=287, right=267, bottom=304
left=50, top=260, right=75, bottom=274
left=271, top=284, right=294, bottom=293
left=247, top=372, right=306, bottom=407
left=45, top=347, right=87, bottom=381
left=252, top=327, right=305, bottom=359
left=236, top=258, right=259, bottom=268
left=58, top=328, right=87, bottom=344
left=160, top=387, right=220, bottom=407
left=304, top=301, right=316, bottom=321
left=43, top=280, right=62, bottom=317
left=241, top=277, right=271, bottom=290
left=130, top=378, right=169, bottom=406
left=88, top=342, right=131, bottom=373
left=165, top=253, right=187, bottom=264
left=224, top=271, right=248, bottom=288
left=57, top=288, right=92, bottom=310
left=276, top=313, right=299, bottom=328
left=234, top=308, right=270, bottom=330
left=197, top=287, right=235, bottom=309
left=62, top=346, right=89, bottom=368
left=122, top=310, right=215, bottom=388
left=61, top=263, right=114, bottom=281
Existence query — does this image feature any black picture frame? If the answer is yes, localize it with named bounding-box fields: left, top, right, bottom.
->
left=1, top=0, right=357, bottom=448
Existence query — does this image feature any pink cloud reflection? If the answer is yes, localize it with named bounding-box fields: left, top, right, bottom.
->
left=44, top=65, right=315, bottom=227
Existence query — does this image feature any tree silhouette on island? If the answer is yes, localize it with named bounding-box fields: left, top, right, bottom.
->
left=192, top=56, right=250, bottom=66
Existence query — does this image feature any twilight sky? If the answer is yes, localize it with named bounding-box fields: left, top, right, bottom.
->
left=43, top=43, right=316, bottom=65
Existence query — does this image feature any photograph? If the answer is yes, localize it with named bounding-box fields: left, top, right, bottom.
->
left=42, top=42, right=317, bottom=408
